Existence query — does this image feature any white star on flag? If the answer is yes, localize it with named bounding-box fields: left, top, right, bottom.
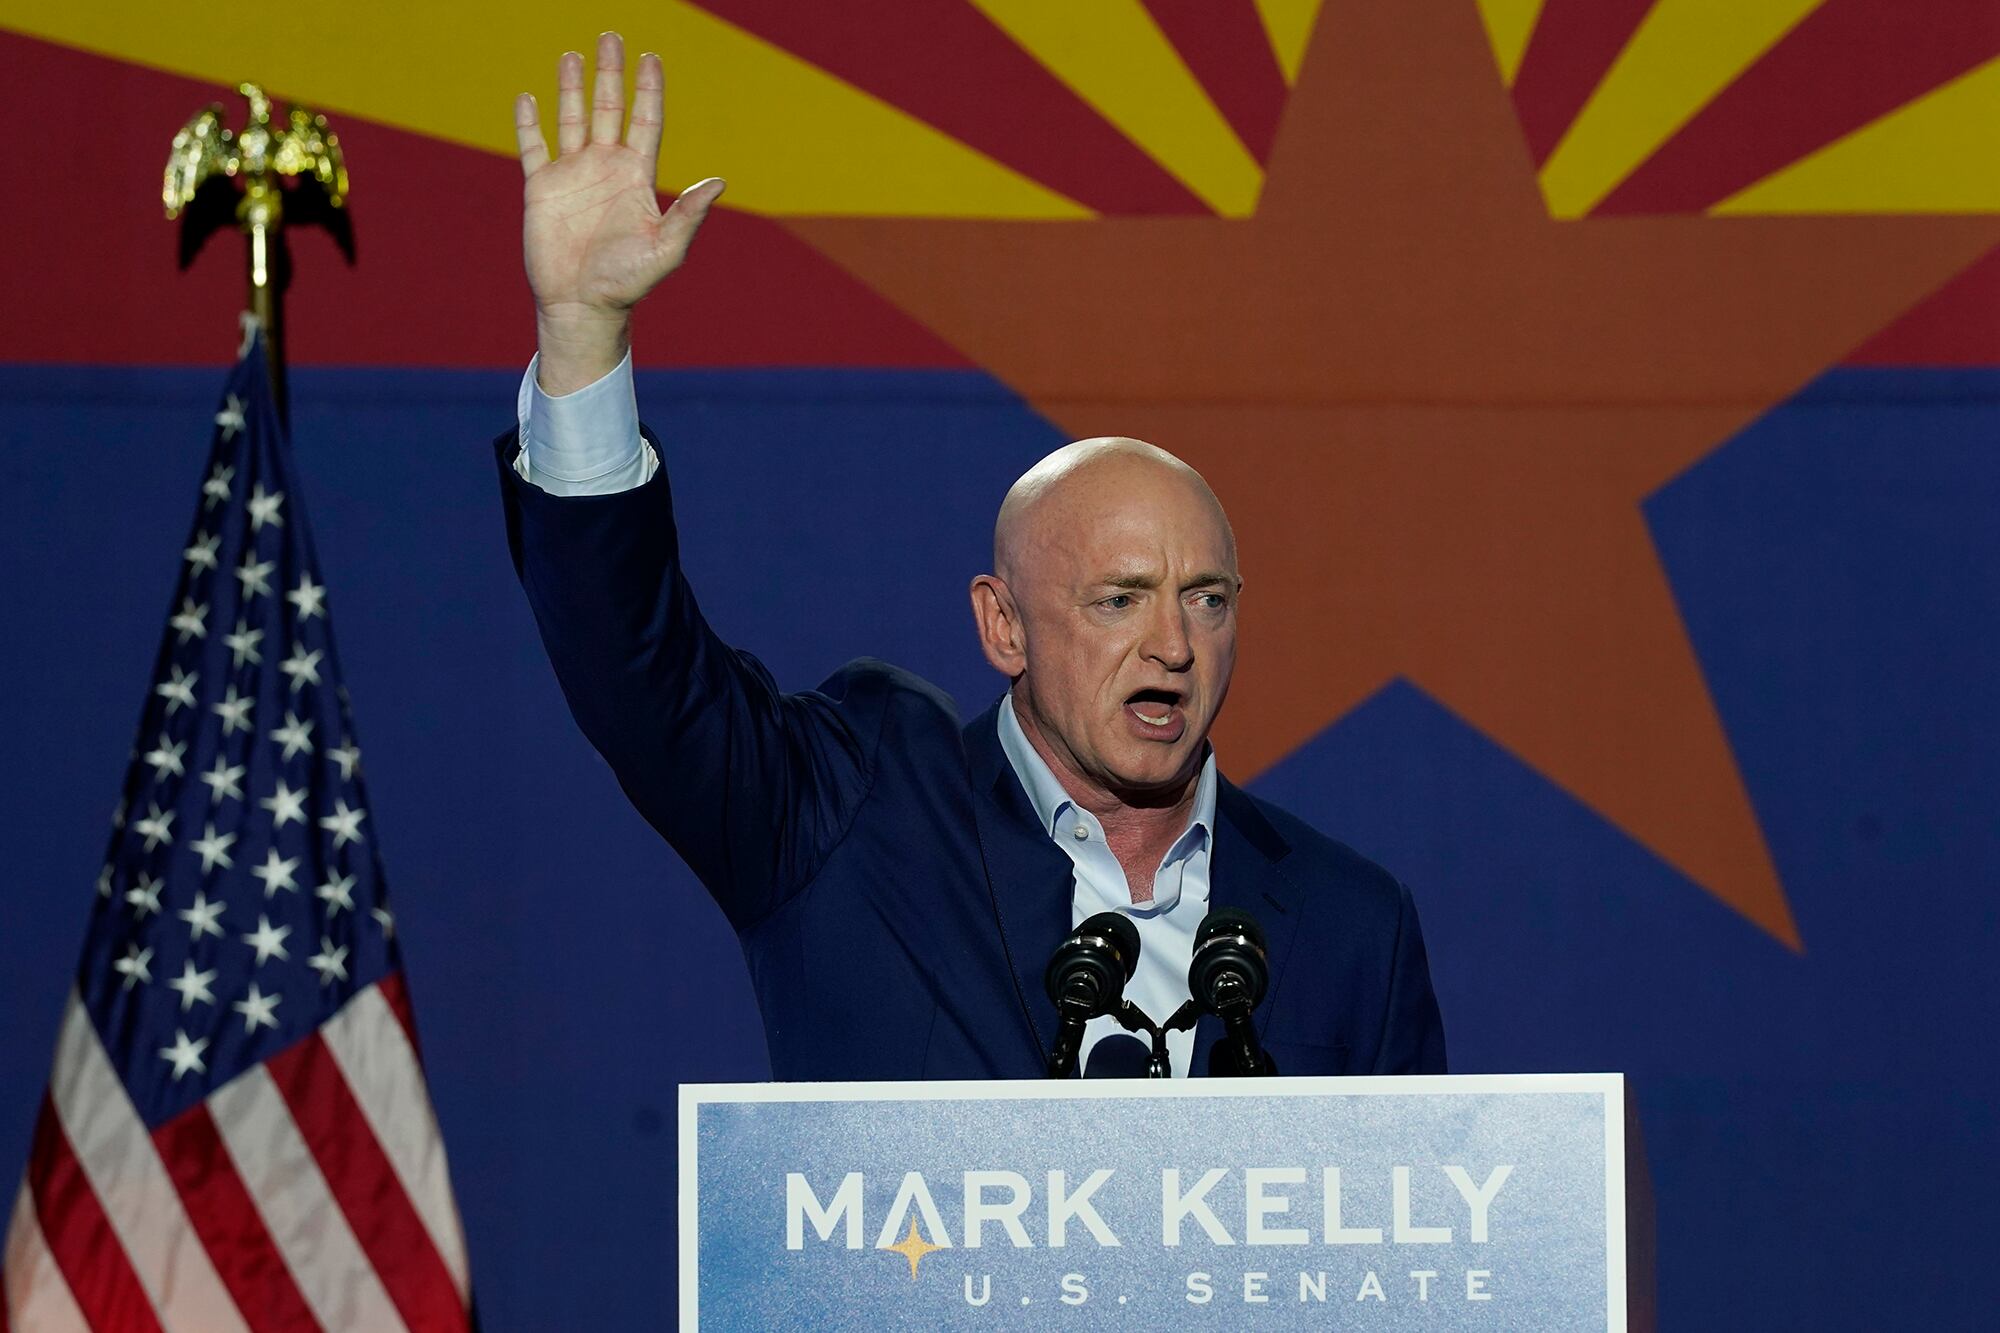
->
left=191, top=822, right=237, bottom=873
left=134, top=802, right=175, bottom=850
left=155, top=665, right=198, bottom=714
left=236, top=554, right=276, bottom=600
left=199, top=758, right=246, bottom=803
left=286, top=574, right=326, bottom=620
left=143, top=734, right=187, bottom=781
left=250, top=847, right=301, bottom=898
left=170, top=598, right=208, bottom=643
left=182, top=531, right=220, bottom=573
left=372, top=905, right=396, bottom=938
left=178, top=889, right=226, bottom=941
left=113, top=944, right=153, bottom=990
left=212, top=686, right=256, bottom=736
left=279, top=645, right=323, bottom=692
left=166, top=959, right=218, bottom=1012
left=272, top=712, right=315, bottom=760
left=96, top=864, right=114, bottom=898
left=260, top=779, right=307, bottom=827
left=225, top=618, right=266, bottom=668
left=232, top=982, right=282, bottom=1033
left=124, top=874, right=163, bottom=919
left=214, top=394, right=246, bottom=441
left=308, top=937, right=350, bottom=985
left=329, top=741, right=362, bottom=782
left=248, top=482, right=285, bottom=532
left=319, top=798, right=366, bottom=849
left=158, top=1029, right=210, bottom=1080
left=242, top=914, right=292, bottom=966
left=316, top=872, right=356, bottom=914
left=202, top=462, right=234, bottom=510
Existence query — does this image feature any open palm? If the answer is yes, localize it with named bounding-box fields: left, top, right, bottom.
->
left=515, top=35, right=723, bottom=328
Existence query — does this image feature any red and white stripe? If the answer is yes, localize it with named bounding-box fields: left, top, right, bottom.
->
left=3, top=979, right=471, bottom=1332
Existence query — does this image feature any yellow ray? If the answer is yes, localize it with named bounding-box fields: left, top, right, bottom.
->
left=1539, top=0, right=1827, bottom=219
left=1254, top=0, right=1325, bottom=83
left=1476, top=0, right=1545, bottom=87
left=1717, top=55, right=2000, bottom=214
left=969, top=0, right=1265, bottom=216
left=0, top=0, right=1088, bottom=219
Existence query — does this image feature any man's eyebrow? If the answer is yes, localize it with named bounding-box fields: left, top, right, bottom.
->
left=1094, top=570, right=1239, bottom=591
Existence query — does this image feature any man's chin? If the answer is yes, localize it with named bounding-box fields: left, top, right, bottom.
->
left=1104, top=747, right=1206, bottom=804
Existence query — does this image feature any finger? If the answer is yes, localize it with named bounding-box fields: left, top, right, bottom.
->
left=655, top=177, right=726, bottom=265
left=514, top=93, right=550, bottom=177
left=556, top=49, right=586, bottom=155
left=625, top=51, right=664, bottom=172
left=591, top=31, right=625, bottom=146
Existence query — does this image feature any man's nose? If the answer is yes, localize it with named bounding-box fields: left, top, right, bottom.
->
left=1143, top=601, right=1194, bottom=671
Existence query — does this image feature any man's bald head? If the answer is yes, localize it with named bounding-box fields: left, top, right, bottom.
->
left=971, top=436, right=1241, bottom=809
left=993, top=437, right=1236, bottom=585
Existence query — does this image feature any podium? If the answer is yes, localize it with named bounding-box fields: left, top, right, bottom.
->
left=680, top=1073, right=1654, bottom=1330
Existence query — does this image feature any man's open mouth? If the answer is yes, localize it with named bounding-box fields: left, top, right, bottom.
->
left=1124, top=688, right=1186, bottom=735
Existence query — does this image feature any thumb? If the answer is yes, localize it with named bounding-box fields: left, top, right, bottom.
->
left=655, top=176, right=726, bottom=267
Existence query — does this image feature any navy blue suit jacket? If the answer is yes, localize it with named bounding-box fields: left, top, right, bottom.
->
left=498, top=434, right=1446, bottom=1079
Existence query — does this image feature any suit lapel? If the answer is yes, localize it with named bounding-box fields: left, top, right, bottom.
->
left=963, top=701, right=1077, bottom=1063
left=962, top=709, right=1303, bottom=1076
left=1197, top=779, right=1303, bottom=1070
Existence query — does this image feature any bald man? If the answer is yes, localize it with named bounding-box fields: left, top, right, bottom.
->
left=497, top=36, right=1445, bottom=1078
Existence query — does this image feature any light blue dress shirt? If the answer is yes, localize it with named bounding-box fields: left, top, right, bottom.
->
left=519, top=356, right=1220, bottom=1075
left=995, top=695, right=1216, bottom=1076
left=513, top=352, right=654, bottom=494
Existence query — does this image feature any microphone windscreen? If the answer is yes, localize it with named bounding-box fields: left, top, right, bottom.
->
left=1189, top=907, right=1270, bottom=1012
left=1078, top=911, right=1141, bottom=981
left=1195, top=907, right=1266, bottom=953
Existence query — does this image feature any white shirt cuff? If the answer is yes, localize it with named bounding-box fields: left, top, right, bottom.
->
left=513, top=350, right=658, bottom=495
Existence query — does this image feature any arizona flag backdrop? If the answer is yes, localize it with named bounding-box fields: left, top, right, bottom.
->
left=1, top=1, right=1995, bottom=1328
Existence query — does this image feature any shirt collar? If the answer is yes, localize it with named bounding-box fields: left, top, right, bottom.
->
left=996, top=693, right=1217, bottom=855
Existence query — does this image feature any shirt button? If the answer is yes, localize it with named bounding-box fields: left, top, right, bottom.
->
left=1072, top=825, right=1089, bottom=841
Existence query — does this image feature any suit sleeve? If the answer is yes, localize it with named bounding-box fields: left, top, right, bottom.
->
left=495, top=428, right=882, bottom=930
left=1371, top=881, right=1449, bottom=1074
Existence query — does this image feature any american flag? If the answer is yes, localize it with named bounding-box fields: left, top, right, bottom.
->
left=2, top=325, right=473, bottom=1331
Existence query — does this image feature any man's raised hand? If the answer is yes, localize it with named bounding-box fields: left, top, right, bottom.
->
left=516, top=32, right=724, bottom=394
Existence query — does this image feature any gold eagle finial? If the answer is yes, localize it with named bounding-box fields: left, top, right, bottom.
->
left=163, top=82, right=348, bottom=220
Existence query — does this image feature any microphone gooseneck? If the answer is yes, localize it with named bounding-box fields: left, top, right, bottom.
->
left=1043, top=912, right=1141, bottom=1078
left=1188, top=908, right=1277, bottom=1076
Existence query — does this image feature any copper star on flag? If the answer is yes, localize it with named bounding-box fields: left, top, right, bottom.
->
left=785, top=1, right=2000, bottom=948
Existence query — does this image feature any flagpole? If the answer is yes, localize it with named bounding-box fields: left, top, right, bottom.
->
left=242, top=164, right=285, bottom=410
left=164, top=83, right=350, bottom=426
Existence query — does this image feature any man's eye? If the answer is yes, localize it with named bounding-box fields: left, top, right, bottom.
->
left=1192, top=593, right=1226, bottom=609
left=1102, top=594, right=1133, bottom=610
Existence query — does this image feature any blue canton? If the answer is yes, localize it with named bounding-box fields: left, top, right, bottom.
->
left=80, top=332, right=397, bottom=1127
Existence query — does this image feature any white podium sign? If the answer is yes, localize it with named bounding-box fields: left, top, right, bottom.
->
left=681, top=1073, right=1653, bottom=1330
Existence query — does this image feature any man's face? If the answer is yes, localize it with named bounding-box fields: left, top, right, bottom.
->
left=1009, top=459, right=1239, bottom=800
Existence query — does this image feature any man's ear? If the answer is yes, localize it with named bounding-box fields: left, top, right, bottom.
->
left=969, top=574, right=1027, bottom=677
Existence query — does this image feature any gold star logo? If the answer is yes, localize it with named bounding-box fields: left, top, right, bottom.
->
left=884, top=1216, right=943, bottom=1281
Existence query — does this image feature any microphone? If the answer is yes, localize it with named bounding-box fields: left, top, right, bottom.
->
left=1043, top=912, right=1141, bottom=1078
left=1188, top=908, right=1276, bottom=1076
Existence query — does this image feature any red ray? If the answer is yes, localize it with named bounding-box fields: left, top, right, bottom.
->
left=1846, top=244, right=2000, bottom=366
left=1141, top=0, right=1289, bottom=161
left=1594, top=0, right=2000, bottom=216
left=1511, top=0, right=1658, bottom=164
left=0, top=30, right=967, bottom=369
left=688, top=0, right=1211, bottom=215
